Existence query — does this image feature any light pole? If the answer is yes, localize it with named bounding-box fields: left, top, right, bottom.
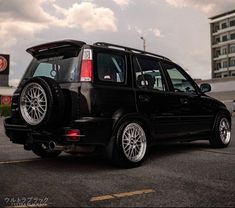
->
left=140, top=36, right=146, bottom=51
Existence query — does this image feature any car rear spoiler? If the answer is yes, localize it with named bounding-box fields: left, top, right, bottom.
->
left=26, top=40, right=86, bottom=57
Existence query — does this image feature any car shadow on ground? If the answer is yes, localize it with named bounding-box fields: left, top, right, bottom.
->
left=148, top=140, right=211, bottom=158
left=21, top=140, right=213, bottom=172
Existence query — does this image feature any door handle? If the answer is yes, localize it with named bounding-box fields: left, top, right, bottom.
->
left=139, top=95, right=150, bottom=102
left=180, top=98, right=189, bottom=105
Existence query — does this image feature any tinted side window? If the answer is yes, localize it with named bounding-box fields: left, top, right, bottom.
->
left=134, top=57, right=165, bottom=91
left=97, top=53, right=125, bottom=83
left=164, top=63, right=196, bottom=94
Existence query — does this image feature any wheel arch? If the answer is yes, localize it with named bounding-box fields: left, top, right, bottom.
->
left=209, top=109, right=232, bottom=148
left=106, top=111, right=151, bottom=167
left=111, top=110, right=153, bottom=144
left=213, top=109, right=231, bottom=132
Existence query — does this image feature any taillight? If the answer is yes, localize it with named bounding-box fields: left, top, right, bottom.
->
left=66, top=129, right=80, bottom=141
left=80, top=49, right=93, bottom=82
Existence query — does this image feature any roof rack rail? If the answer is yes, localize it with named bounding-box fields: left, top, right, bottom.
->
left=93, top=42, right=171, bottom=61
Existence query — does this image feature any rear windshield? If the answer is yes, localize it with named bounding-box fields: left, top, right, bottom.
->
left=23, top=48, right=81, bottom=83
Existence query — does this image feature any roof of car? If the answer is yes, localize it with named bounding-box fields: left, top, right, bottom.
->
left=26, top=39, right=171, bottom=61
left=93, top=42, right=171, bottom=61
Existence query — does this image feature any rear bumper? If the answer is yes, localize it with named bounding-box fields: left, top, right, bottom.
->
left=4, top=117, right=113, bottom=146
left=4, top=117, right=29, bottom=144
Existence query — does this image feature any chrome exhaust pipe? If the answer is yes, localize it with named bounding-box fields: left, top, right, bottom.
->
left=48, top=141, right=65, bottom=151
left=48, top=142, right=96, bottom=153
left=48, top=141, right=56, bottom=150
left=48, top=141, right=91, bottom=152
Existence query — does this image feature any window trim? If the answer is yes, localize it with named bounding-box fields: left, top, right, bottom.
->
left=221, top=21, right=227, bottom=29
left=132, top=54, right=169, bottom=92
left=222, top=34, right=228, bottom=42
left=93, top=49, right=128, bottom=86
left=230, top=19, right=235, bottom=27
left=230, top=33, right=235, bottom=40
left=160, top=60, right=200, bottom=95
left=230, top=45, right=235, bottom=53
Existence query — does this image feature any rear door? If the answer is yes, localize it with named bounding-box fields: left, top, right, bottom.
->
left=133, top=55, right=184, bottom=140
left=90, top=48, right=136, bottom=118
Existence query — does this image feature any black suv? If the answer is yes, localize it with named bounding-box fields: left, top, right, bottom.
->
left=4, top=40, right=231, bottom=167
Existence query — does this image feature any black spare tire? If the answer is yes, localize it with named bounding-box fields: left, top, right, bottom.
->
left=19, top=76, right=65, bottom=130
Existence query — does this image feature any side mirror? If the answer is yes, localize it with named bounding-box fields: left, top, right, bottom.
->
left=200, top=83, right=211, bottom=93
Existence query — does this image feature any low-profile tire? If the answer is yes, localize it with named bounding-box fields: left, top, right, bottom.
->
left=110, top=120, right=148, bottom=168
left=32, top=144, right=61, bottom=158
left=210, top=114, right=231, bottom=148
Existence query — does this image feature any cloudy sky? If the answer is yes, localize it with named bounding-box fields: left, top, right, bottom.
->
left=1, top=0, right=234, bottom=86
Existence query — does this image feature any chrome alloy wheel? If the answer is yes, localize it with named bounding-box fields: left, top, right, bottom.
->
left=122, top=123, right=147, bottom=162
left=20, top=82, right=47, bottom=125
left=219, top=117, right=231, bottom=145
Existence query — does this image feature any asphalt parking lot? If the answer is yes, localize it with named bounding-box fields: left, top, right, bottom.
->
left=0, top=117, right=235, bottom=207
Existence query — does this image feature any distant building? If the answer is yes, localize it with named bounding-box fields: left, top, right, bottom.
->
left=209, top=10, right=235, bottom=79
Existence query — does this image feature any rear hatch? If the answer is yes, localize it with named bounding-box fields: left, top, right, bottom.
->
left=23, top=40, right=86, bottom=84
left=11, top=40, right=86, bottom=123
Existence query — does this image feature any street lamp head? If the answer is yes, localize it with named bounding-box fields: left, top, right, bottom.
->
left=140, top=36, right=146, bottom=51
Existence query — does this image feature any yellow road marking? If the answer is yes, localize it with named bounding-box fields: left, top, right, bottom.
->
left=90, top=189, right=155, bottom=202
left=0, top=159, right=40, bottom=165
left=90, top=195, right=114, bottom=202
left=113, top=189, right=155, bottom=198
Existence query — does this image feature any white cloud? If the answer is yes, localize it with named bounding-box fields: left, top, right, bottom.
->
left=0, top=20, right=47, bottom=49
left=153, top=29, right=162, bottom=37
left=53, top=2, right=117, bottom=32
left=113, top=0, right=130, bottom=7
left=0, top=0, right=55, bottom=50
left=149, top=28, right=163, bottom=38
left=0, top=1, right=117, bottom=50
left=127, top=25, right=143, bottom=34
left=165, top=0, right=235, bottom=15
left=165, top=0, right=189, bottom=8
left=128, top=25, right=163, bottom=39
left=0, top=0, right=56, bottom=23
left=134, top=26, right=143, bottom=35
left=165, top=0, right=214, bottom=14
